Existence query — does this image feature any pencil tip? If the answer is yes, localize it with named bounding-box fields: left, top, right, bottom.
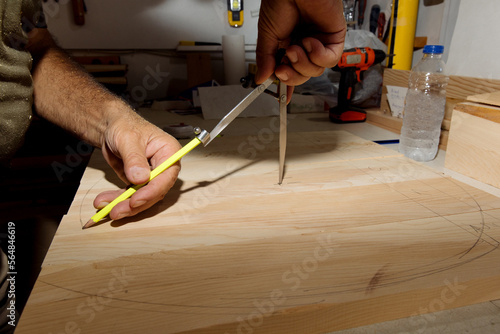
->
left=83, top=219, right=95, bottom=230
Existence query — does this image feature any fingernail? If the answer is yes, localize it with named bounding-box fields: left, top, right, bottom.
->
left=276, top=72, right=288, bottom=81
left=132, top=200, right=146, bottom=208
left=130, top=166, right=149, bottom=181
left=97, top=201, right=110, bottom=209
left=287, top=51, right=298, bottom=63
left=114, top=212, right=128, bottom=220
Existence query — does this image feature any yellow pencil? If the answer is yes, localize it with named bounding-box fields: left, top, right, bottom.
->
left=83, top=134, right=203, bottom=229
left=84, top=77, right=276, bottom=229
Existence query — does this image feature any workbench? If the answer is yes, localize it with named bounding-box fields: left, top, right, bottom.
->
left=17, top=111, right=500, bottom=333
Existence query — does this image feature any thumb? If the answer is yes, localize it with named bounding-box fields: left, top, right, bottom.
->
left=255, top=26, right=278, bottom=84
left=255, top=52, right=276, bottom=84
left=119, top=138, right=151, bottom=185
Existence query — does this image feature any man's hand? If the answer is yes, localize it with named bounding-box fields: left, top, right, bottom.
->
left=93, top=102, right=182, bottom=220
left=256, top=0, right=346, bottom=93
left=28, top=28, right=182, bottom=221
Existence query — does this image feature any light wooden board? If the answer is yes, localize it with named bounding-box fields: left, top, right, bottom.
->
left=445, top=102, right=500, bottom=189
left=376, top=70, right=456, bottom=149
left=383, top=69, right=500, bottom=100
left=380, top=68, right=500, bottom=118
left=372, top=68, right=500, bottom=148
left=17, top=131, right=500, bottom=333
left=365, top=108, right=450, bottom=151
left=467, top=90, right=500, bottom=108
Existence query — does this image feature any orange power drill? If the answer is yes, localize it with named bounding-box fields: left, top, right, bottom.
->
left=330, top=47, right=387, bottom=123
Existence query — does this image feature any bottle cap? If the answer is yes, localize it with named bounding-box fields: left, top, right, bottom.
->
left=423, top=45, right=444, bottom=54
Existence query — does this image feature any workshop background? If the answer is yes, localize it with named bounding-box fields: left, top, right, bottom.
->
left=40, top=0, right=495, bottom=103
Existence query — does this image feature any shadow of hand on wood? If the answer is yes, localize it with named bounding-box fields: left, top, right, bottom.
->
left=109, top=159, right=262, bottom=227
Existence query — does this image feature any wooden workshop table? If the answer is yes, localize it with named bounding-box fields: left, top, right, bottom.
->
left=17, top=111, right=500, bottom=333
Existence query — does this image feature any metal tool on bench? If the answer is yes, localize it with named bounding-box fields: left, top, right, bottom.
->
left=84, top=76, right=287, bottom=228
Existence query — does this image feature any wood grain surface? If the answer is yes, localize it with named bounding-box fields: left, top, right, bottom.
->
left=371, top=68, right=500, bottom=149
left=383, top=69, right=500, bottom=100
left=446, top=102, right=500, bottom=189
left=17, top=130, right=500, bottom=333
left=378, top=69, right=500, bottom=131
left=467, top=90, right=500, bottom=107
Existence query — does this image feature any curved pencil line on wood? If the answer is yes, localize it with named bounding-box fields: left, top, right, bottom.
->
left=79, top=176, right=107, bottom=226
left=36, top=278, right=325, bottom=314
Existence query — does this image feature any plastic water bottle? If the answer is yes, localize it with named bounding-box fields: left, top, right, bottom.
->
left=399, top=45, right=449, bottom=162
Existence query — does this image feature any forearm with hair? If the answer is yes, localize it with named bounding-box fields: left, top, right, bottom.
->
left=28, top=29, right=130, bottom=148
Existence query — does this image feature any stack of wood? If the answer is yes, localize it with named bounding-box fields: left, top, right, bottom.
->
left=366, top=69, right=500, bottom=150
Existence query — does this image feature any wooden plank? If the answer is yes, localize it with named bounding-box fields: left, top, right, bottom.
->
left=381, top=69, right=499, bottom=129
left=442, top=97, right=463, bottom=130
left=445, top=102, right=500, bottom=188
left=383, top=69, right=410, bottom=87
left=383, top=69, right=500, bottom=99
left=17, top=131, right=500, bottom=333
left=467, top=90, right=500, bottom=107
left=439, top=129, right=449, bottom=151
left=365, top=109, right=449, bottom=150
left=413, top=36, right=427, bottom=50
left=448, top=76, right=500, bottom=100
left=454, top=102, right=500, bottom=123
left=366, top=108, right=402, bottom=134
left=376, top=67, right=500, bottom=147
left=383, top=70, right=463, bottom=126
